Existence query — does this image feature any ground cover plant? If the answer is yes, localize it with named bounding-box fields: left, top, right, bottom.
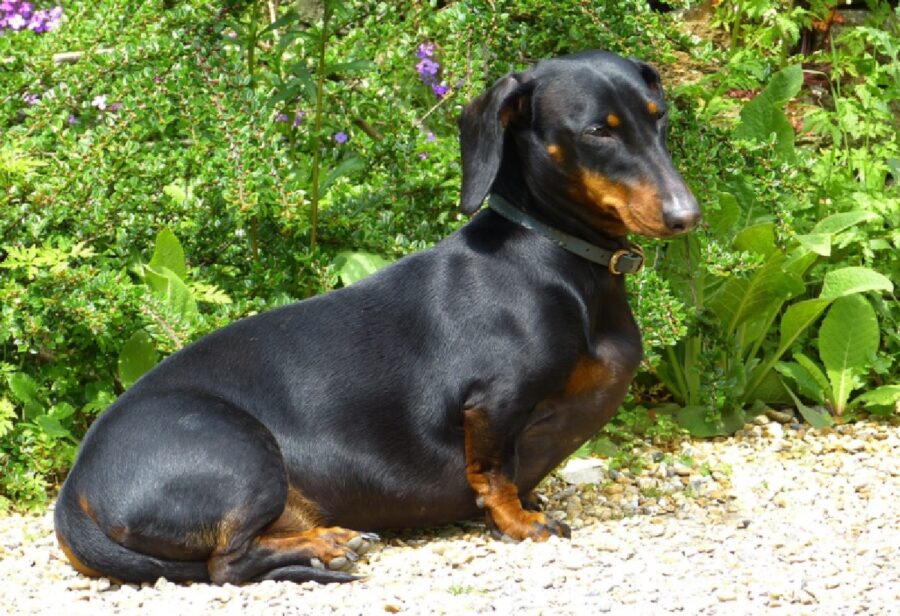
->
left=1, top=0, right=897, bottom=510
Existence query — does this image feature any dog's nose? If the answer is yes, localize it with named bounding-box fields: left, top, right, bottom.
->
left=662, top=190, right=701, bottom=234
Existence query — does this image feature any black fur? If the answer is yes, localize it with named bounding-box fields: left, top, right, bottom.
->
left=55, top=50, right=699, bottom=585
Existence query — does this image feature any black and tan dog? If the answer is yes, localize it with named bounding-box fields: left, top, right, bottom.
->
left=55, top=50, right=700, bottom=585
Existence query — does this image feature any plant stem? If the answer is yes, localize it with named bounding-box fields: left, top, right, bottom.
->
left=308, top=4, right=331, bottom=252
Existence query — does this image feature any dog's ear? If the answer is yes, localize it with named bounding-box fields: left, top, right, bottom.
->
left=458, top=73, right=532, bottom=215
left=629, top=58, right=662, bottom=97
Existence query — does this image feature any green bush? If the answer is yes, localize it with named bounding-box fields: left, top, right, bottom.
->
left=1, top=0, right=897, bottom=509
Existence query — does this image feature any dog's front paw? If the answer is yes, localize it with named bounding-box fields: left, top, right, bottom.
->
left=485, top=510, right=571, bottom=542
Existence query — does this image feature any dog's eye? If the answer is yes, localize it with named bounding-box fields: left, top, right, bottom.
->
left=585, top=124, right=614, bottom=139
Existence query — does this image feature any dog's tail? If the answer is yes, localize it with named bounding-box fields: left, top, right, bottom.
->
left=54, top=482, right=211, bottom=584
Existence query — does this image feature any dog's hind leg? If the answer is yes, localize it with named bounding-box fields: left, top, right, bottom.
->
left=208, top=525, right=378, bottom=584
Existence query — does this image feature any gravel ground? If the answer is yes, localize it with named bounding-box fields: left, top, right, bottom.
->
left=2, top=415, right=898, bottom=616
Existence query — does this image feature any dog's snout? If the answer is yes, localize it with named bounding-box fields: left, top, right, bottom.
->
left=663, top=191, right=701, bottom=234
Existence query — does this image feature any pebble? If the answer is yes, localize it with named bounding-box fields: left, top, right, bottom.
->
left=0, top=419, right=897, bottom=615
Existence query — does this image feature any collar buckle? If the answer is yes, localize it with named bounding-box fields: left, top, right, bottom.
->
left=609, top=245, right=644, bottom=275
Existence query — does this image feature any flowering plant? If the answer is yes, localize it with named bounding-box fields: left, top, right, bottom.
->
left=0, top=1, right=62, bottom=34
left=415, top=42, right=448, bottom=99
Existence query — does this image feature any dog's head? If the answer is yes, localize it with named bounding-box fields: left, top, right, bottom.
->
left=458, top=50, right=700, bottom=239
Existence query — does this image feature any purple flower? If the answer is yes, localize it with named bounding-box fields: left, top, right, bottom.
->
left=418, top=152, right=428, bottom=160
left=431, top=82, right=449, bottom=99
left=23, top=92, right=39, bottom=105
left=108, top=101, right=123, bottom=112
left=417, top=42, right=435, bottom=60
left=416, top=58, right=439, bottom=78
left=426, top=132, right=436, bottom=142
left=1, top=3, right=61, bottom=33
left=292, top=110, right=305, bottom=127
left=67, top=114, right=77, bottom=125
left=275, top=113, right=289, bottom=123
left=7, top=12, right=24, bottom=30
left=334, top=131, right=348, bottom=145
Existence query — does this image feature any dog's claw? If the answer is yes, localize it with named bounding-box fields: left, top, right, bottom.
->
left=327, top=556, right=351, bottom=571
left=310, top=558, right=325, bottom=570
left=544, top=518, right=571, bottom=539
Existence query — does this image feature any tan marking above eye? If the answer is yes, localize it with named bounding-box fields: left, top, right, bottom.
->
left=546, top=144, right=564, bottom=163
left=606, top=113, right=621, bottom=127
left=647, top=101, right=659, bottom=115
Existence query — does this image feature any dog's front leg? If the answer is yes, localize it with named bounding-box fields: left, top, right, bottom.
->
left=463, top=408, right=571, bottom=541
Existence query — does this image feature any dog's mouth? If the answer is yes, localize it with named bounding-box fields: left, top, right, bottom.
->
left=572, top=171, right=682, bottom=238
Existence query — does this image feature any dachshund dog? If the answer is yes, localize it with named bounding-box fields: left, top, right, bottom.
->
left=55, top=50, right=700, bottom=585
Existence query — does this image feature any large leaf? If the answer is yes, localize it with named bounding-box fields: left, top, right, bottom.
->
left=34, top=414, right=73, bottom=439
left=760, top=64, right=805, bottom=105
left=820, top=266, right=893, bottom=299
left=733, top=222, right=777, bottom=257
left=793, top=352, right=831, bottom=396
left=333, top=251, right=392, bottom=286
left=853, top=385, right=900, bottom=415
left=320, top=157, right=366, bottom=195
left=118, top=330, right=160, bottom=389
left=149, top=229, right=187, bottom=281
left=795, top=233, right=831, bottom=256
left=676, top=406, right=746, bottom=437
left=709, top=254, right=803, bottom=335
left=8, top=372, right=46, bottom=419
left=812, top=211, right=880, bottom=235
left=676, top=406, right=723, bottom=438
left=783, top=383, right=834, bottom=429
left=778, top=298, right=832, bottom=354
left=143, top=265, right=199, bottom=321
left=775, top=361, right=825, bottom=403
left=819, top=294, right=879, bottom=415
left=734, top=65, right=803, bottom=159
left=706, top=192, right=742, bottom=239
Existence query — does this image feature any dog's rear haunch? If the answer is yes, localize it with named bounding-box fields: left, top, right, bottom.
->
left=55, top=50, right=699, bottom=585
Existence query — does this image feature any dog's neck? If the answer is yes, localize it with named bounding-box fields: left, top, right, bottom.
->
left=487, top=193, right=644, bottom=275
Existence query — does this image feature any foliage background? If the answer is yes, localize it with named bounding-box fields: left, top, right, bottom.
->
left=1, top=0, right=897, bottom=509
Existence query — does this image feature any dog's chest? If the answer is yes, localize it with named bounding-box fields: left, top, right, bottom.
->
left=514, top=336, right=641, bottom=491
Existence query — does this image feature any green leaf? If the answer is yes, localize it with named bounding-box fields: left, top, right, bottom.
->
left=258, top=8, right=299, bottom=37
left=589, top=436, right=619, bottom=457
left=676, top=406, right=727, bottom=438
left=149, top=229, right=187, bottom=281
left=325, top=60, right=374, bottom=74
left=775, top=361, right=824, bottom=403
left=709, top=254, right=803, bottom=335
left=819, top=267, right=893, bottom=299
left=778, top=298, right=832, bottom=354
left=811, top=211, right=880, bottom=235
left=795, top=233, right=831, bottom=256
left=706, top=192, right=742, bottom=238
left=783, top=383, right=834, bottom=429
left=733, top=65, right=802, bottom=159
left=34, top=414, right=72, bottom=439
left=760, top=64, right=804, bottom=105
left=162, top=182, right=188, bottom=205
left=794, top=352, right=831, bottom=397
left=748, top=369, right=791, bottom=405
left=320, top=157, right=366, bottom=195
left=50, top=402, right=75, bottom=420
left=143, top=265, right=200, bottom=321
left=8, top=372, right=41, bottom=407
left=333, top=251, right=392, bottom=286
left=853, top=385, right=900, bottom=415
left=733, top=222, right=777, bottom=257
left=118, top=330, right=160, bottom=389
left=819, top=295, right=879, bottom=415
